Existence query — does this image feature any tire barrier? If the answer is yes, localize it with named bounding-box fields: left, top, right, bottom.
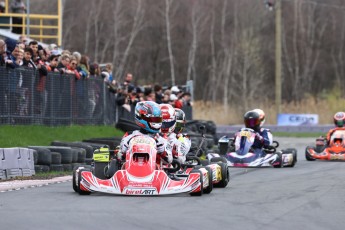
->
left=0, top=148, right=35, bottom=180
left=27, top=144, right=91, bottom=173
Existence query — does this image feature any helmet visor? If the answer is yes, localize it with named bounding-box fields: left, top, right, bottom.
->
left=162, top=120, right=176, bottom=129
left=336, top=119, right=344, bottom=127
left=245, top=118, right=260, bottom=128
left=141, top=114, right=162, bottom=123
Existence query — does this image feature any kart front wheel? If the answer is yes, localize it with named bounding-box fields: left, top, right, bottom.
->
left=78, top=169, right=91, bottom=195
left=214, top=162, right=230, bottom=188
left=203, top=167, right=213, bottom=194
left=305, top=146, right=316, bottom=161
left=190, top=170, right=203, bottom=196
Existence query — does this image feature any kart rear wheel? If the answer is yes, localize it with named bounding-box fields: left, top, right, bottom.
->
left=200, top=159, right=210, bottom=166
left=283, top=148, right=297, bottom=167
left=190, top=170, right=203, bottom=196
left=273, top=152, right=283, bottom=168
left=203, top=167, right=213, bottom=194
left=214, top=162, right=230, bottom=188
left=78, top=169, right=91, bottom=195
left=210, top=157, right=227, bottom=164
left=94, top=162, right=108, bottom=179
left=305, top=146, right=316, bottom=161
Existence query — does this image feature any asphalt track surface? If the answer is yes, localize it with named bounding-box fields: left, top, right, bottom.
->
left=1, top=137, right=345, bottom=230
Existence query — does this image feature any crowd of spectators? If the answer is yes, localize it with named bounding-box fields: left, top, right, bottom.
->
left=0, top=36, right=193, bottom=122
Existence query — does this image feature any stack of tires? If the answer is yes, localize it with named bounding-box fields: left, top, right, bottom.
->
left=28, top=145, right=88, bottom=173
left=28, top=137, right=123, bottom=173
left=185, top=120, right=218, bottom=152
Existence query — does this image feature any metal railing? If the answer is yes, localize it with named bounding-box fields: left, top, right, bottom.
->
left=0, top=0, right=62, bottom=45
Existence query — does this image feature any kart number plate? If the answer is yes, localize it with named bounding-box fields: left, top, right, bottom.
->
left=240, top=130, right=251, bottom=139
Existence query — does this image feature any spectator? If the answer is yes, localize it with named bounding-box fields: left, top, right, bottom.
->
left=0, top=39, right=9, bottom=66
left=28, top=41, right=39, bottom=62
left=78, top=55, right=90, bottom=79
left=102, top=63, right=117, bottom=93
left=22, top=47, right=34, bottom=68
left=67, top=57, right=81, bottom=79
left=0, top=1, right=5, bottom=13
left=45, top=54, right=59, bottom=72
left=57, top=54, right=73, bottom=74
left=144, top=87, right=155, bottom=101
left=162, top=89, right=171, bottom=104
left=10, top=0, right=26, bottom=34
left=121, top=72, right=135, bottom=93
left=154, top=84, right=163, bottom=104
left=88, top=63, right=102, bottom=119
left=18, top=35, right=28, bottom=46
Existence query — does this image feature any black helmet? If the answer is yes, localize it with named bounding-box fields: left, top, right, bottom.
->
left=174, top=108, right=186, bottom=134
left=244, top=110, right=261, bottom=131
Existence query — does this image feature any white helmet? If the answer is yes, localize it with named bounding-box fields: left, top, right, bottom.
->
left=159, top=104, right=176, bottom=134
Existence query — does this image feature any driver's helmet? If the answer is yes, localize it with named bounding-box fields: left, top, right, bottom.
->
left=244, top=110, right=261, bottom=132
left=159, top=104, right=176, bottom=134
left=135, top=101, right=162, bottom=133
left=333, top=111, right=345, bottom=127
left=174, top=108, right=186, bottom=134
left=253, top=108, right=265, bottom=128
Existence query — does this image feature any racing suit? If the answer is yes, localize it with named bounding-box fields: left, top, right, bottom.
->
left=235, top=128, right=273, bottom=157
left=120, top=129, right=173, bottom=164
left=164, top=132, right=191, bottom=164
left=326, top=127, right=345, bottom=145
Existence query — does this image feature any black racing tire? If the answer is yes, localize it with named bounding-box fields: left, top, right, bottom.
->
left=33, top=150, right=38, bottom=165
left=315, top=145, right=326, bottom=153
left=34, top=165, right=50, bottom=173
left=51, top=141, right=94, bottom=159
left=28, top=147, right=52, bottom=165
left=305, top=146, right=316, bottom=161
left=200, top=159, right=210, bottom=166
left=85, top=158, right=93, bottom=165
left=94, top=162, right=108, bottom=179
left=282, top=148, right=297, bottom=167
left=72, top=166, right=79, bottom=193
left=50, top=164, right=64, bottom=172
left=73, top=165, right=92, bottom=193
left=214, top=162, right=230, bottom=188
left=190, top=170, right=203, bottom=196
left=105, top=159, right=119, bottom=179
left=83, top=139, right=120, bottom=150
left=203, top=167, right=213, bottom=194
left=73, top=148, right=86, bottom=163
left=210, top=157, right=227, bottom=164
left=70, top=148, right=79, bottom=163
left=63, top=164, right=73, bottom=171
left=273, top=152, right=283, bottom=168
left=78, top=169, right=91, bottom=195
left=51, top=152, right=62, bottom=165
left=46, top=147, right=73, bottom=164
left=115, top=118, right=140, bottom=132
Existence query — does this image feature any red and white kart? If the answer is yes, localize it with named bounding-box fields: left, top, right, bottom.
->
left=73, top=135, right=204, bottom=196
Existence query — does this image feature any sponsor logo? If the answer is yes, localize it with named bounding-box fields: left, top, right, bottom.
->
left=330, top=154, right=345, bottom=160
left=124, top=188, right=156, bottom=195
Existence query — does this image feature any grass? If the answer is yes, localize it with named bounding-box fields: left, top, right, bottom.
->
left=192, top=96, right=345, bottom=125
left=0, top=125, right=124, bottom=148
left=273, top=132, right=324, bottom=138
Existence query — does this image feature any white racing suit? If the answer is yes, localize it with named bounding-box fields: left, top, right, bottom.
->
left=120, top=130, right=173, bottom=164
left=167, top=133, right=192, bottom=164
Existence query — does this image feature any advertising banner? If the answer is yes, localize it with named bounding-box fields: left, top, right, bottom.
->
left=277, top=114, right=319, bottom=126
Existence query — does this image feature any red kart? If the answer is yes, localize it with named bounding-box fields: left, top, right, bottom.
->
left=73, top=136, right=204, bottom=196
left=305, top=130, right=345, bottom=161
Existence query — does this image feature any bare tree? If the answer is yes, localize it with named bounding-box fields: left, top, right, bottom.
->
left=165, top=0, right=175, bottom=86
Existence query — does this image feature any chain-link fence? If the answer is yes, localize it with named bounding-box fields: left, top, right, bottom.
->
left=0, top=67, right=193, bottom=126
left=0, top=67, right=119, bottom=126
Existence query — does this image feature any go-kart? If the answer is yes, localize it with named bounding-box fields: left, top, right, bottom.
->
left=217, top=128, right=297, bottom=168
left=305, top=129, right=345, bottom=161
left=173, top=125, right=230, bottom=189
left=72, top=135, right=204, bottom=196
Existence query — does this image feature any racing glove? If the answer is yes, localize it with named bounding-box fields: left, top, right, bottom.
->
left=255, top=133, right=264, bottom=143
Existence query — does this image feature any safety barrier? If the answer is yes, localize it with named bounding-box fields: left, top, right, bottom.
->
left=0, top=147, right=35, bottom=180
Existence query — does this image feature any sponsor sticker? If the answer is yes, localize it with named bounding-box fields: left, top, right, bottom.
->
left=124, top=188, right=157, bottom=195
